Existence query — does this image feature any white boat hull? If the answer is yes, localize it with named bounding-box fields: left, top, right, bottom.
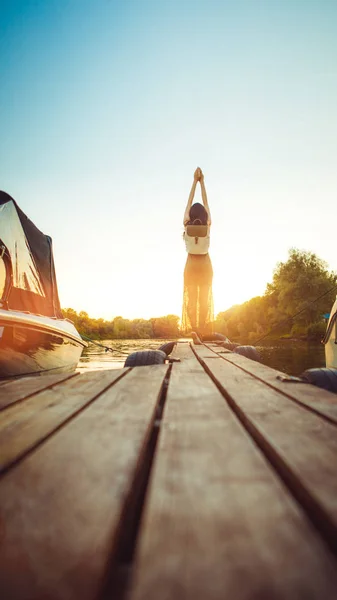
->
left=0, top=310, right=86, bottom=378
left=324, top=297, right=337, bottom=369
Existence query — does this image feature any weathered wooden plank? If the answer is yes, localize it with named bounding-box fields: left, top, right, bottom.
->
left=206, top=342, right=337, bottom=425
left=0, top=371, right=78, bottom=410
left=128, top=344, right=337, bottom=600
left=0, top=364, right=169, bottom=600
left=0, top=378, right=12, bottom=386
left=0, top=368, right=130, bottom=473
left=194, top=344, right=337, bottom=547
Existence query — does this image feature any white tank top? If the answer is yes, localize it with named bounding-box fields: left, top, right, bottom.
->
left=184, top=224, right=210, bottom=255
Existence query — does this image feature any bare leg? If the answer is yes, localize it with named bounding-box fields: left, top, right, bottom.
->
left=199, top=284, right=211, bottom=333
left=186, top=284, right=198, bottom=330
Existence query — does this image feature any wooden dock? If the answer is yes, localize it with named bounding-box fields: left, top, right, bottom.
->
left=1, top=341, right=337, bottom=600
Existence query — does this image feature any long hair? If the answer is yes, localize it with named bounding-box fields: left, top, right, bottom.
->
left=188, top=202, right=208, bottom=225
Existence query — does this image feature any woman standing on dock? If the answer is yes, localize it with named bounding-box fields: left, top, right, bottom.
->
left=181, top=167, right=214, bottom=337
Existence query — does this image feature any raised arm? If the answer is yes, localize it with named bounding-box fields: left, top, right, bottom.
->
left=183, top=168, right=201, bottom=225
left=199, top=169, right=211, bottom=225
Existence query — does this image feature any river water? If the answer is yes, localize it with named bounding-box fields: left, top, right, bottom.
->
left=77, top=339, right=326, bottom=376
left=77, top=339, right=169, bottom=372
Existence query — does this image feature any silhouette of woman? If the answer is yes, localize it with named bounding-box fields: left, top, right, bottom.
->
left=181, top=168, right=214, bottom=336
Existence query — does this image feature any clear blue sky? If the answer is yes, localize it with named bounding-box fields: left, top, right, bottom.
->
left=1, top=0, right=336, bottom=319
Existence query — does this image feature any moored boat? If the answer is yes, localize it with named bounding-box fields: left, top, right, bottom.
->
left=323, top=295, right=337, bottom=369
left=0, top=191, right=86, bottom=377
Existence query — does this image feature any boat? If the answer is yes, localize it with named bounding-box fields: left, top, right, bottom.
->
left=322, top=295, right=337, bottom=369
left=0, top=191, right=86, bottom=378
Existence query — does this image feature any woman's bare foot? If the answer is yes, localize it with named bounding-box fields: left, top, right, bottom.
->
left=191, top=331, right=202, bottom=345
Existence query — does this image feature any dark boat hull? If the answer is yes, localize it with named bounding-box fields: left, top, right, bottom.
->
left=0, top=313, right=86, bottom=378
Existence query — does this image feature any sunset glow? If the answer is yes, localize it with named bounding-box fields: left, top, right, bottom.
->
left=1, top=1, right=336, bottom=321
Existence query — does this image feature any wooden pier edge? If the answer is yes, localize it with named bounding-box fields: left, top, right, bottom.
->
left=0, top=340, right=336, bottom=600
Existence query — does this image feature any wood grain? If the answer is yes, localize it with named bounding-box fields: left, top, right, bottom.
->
left=128, top=344, right=337, bottom=600
left=0, top=371, right=78, bottom=410
left=206, top=343, right=337, bottom=425
left=195, top=344, right=337, bottom=545
left=0, top=368, right=131, bottom=473
left=0, top=364, right=168, bottom=600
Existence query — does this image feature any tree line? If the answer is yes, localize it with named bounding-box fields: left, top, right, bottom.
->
left=63, top=249, right=337, bottom=342
left=214, top=248, right=337, bottom=343
left=61, top=309, right=180, bottom=339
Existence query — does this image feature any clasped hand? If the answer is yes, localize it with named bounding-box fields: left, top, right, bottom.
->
left=194, top=167, right=204, bottom=182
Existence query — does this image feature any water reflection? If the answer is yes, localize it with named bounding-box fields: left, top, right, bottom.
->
left=77, top=339, right=172, bottom=372
left=78, top=338, right=326, bottom=376
left=257, top=340, right=325, bottom=376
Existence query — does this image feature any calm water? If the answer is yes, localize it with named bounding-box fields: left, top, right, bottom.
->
left=77, top=339, right=174, bottom=372
left=77, top=338, right=326, bottom=376
left=256, top=340, right=325, bottom=376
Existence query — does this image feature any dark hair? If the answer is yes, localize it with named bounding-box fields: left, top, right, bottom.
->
left=188, top=202, right=208, bottom=225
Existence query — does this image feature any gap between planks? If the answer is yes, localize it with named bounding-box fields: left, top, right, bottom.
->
left=204, top=342, right=337, bottom=426
left=127, top=343, right=337, bottom=600
left=0, top=371, right=79, bottom=410
left=0, top=364, right=169, bottom=600
left=0, top=368, right=131, bottom=475
left=100, top=364, right=172, bottom=600
left=193, top=343, right=337, bottom=557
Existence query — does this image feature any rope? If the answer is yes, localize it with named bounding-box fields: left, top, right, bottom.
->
left=80, top=334, right=114, bottom=352
left=253, top=284, right=337, bottom=345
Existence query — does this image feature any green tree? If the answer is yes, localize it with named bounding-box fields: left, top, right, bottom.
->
left=151, top=315, right=180, bottom=338
left=214, top=248, right=337, bottom=342
left=266, top=248, right=337, bottom=335
left=130, top=319, right=153, bottom=339
left=113, top=316, right=131, bottom=338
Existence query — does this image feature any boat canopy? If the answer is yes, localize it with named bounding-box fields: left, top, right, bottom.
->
left=0, top=191, right=62, bottom=318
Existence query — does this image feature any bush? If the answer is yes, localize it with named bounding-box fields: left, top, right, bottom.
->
left=290, top=323, right=308, bottom=338
left=307, top=320, right=327, bottom=341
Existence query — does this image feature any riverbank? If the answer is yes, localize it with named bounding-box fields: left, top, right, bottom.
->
left=78, top=338, right=325, bottom=377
